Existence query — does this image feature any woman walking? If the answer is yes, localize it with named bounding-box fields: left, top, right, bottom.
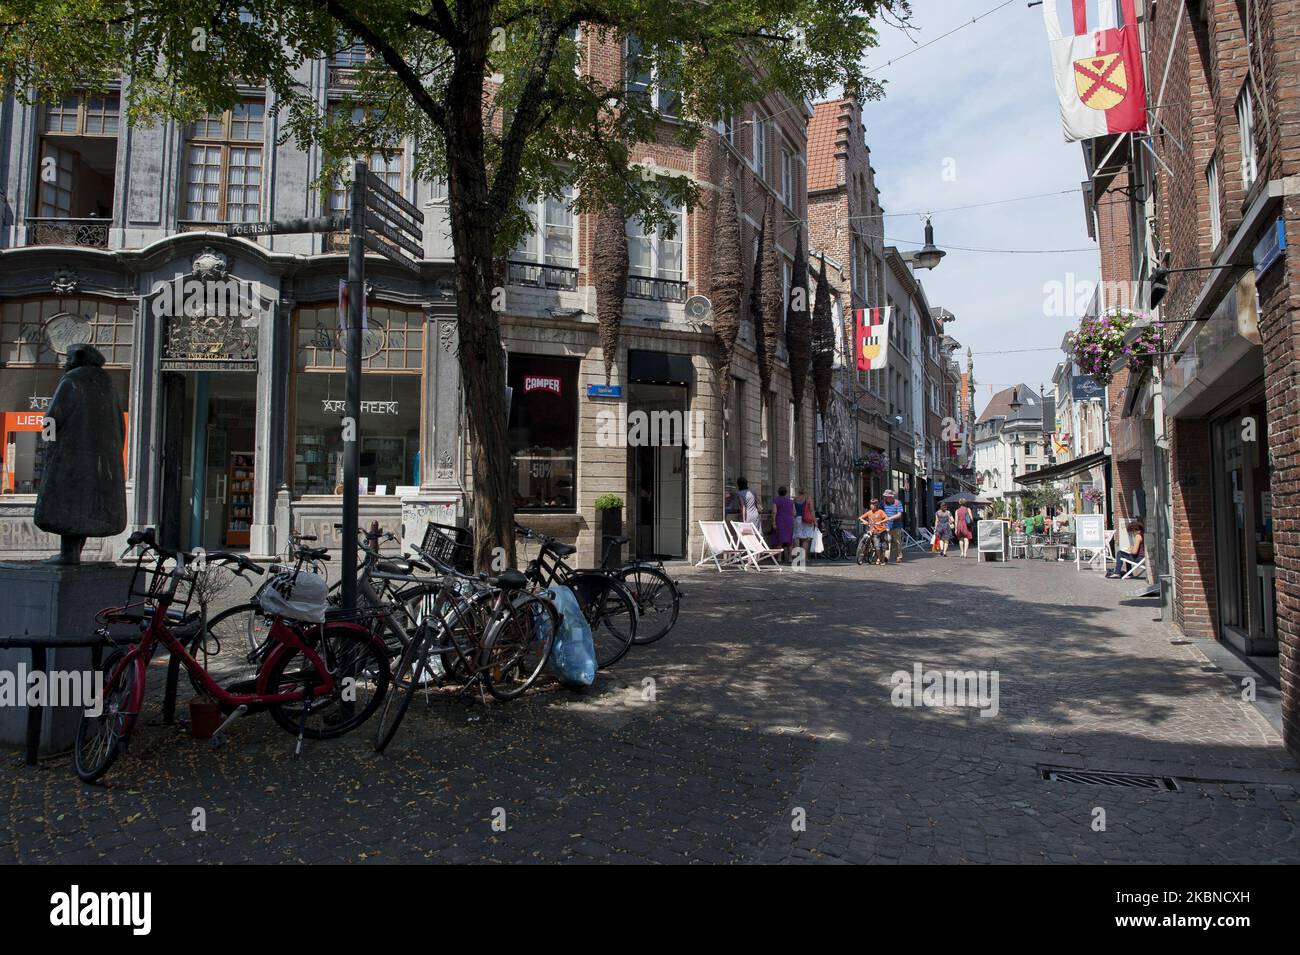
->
left=934, top=502, right=954, bottom=556
left=954, top=499, right=974, bottom=558
left=792, top=489, right=817, bottom=561
left=772, top=486, right=796, bottom=563
left=729, top=476, right=762, bottom=528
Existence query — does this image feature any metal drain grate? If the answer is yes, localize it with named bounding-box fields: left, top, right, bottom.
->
left=1040, top=767, right=1180, bottom=791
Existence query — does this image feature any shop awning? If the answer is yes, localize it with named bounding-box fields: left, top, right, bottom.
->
left=1013, top=450, right=1106, bottom=487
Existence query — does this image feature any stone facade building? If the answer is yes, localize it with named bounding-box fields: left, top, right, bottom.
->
left=0, top=33, right=811, bottom=568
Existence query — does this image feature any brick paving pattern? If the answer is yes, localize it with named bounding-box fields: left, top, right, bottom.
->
left=3, top=553, right=1298, bottom=863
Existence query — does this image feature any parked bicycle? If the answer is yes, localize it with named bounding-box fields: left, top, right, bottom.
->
left=373, top=565, right=558, bottom=752
left=816, top=511, right=860, bottom=561
left=516, top=523, right=638, bottom=668
left=600, top=533, right=683, bottom=645
left=75, top=529, right=390, bottom=783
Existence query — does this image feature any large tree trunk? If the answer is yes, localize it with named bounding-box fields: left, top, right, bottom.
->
left=443, top=3, right=515, bottom=571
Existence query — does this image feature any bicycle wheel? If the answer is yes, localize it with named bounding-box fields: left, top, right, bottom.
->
left=482, top=591, right=558, bottom=701
left=374, top=623, right=437, bottom=752
left=265, top=624, right=390, bottom=739
left=187, top=601, right=273, bottom=701
left=826, top=529, right=845, bottom=561
left=567, top=572, right=636, bottom=668
left=619, top=565, right=681, bottom=645
left=855, top=532, right=869, bottom=565
left=74, top=650, right=143, bottom=783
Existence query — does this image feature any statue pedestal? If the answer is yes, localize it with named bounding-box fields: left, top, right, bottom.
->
left=0, top=562, right=134, bottom=757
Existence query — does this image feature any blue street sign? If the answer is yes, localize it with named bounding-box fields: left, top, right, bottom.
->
left=587, top=384, right=623, bottom=398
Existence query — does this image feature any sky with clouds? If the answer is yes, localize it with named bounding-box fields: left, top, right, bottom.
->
left=855, top=0, right=1103, bottom=415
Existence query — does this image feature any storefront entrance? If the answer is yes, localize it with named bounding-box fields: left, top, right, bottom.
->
left=626, top=350, right=693, bottom=561
left=1210, top=390, right=1275, bottom=654
left=162, top=371, right=258, bottom=551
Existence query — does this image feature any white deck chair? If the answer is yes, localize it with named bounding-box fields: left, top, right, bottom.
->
left=1117, top=552, right=1148, bottom=579
left=695, top=521, right=745, bottom=571
left=1009, top=532, right=1030, bottom=559
left=902, top=528, right=929, bottom=551
left=730, top=521, right=784, bottom=571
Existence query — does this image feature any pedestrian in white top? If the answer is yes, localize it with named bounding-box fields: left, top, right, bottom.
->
left=729, top=476, right=762, bottom=528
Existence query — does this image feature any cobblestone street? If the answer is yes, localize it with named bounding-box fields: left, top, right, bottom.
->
left=4, top=552, right=1298, bottom=864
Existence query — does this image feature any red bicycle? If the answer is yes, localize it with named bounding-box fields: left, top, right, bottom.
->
left=74, top=529, right=390, bottom=783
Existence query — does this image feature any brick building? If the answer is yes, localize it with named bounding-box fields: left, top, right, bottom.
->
left=1062, top=0, right=1299, bottom=760
left=805, top=98, right=892, bottom=519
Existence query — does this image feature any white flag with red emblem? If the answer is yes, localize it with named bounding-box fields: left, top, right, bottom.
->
left=1042, top=0, right=1147, bottom=143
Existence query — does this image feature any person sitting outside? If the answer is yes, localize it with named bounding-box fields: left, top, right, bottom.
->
left=1107, top=521, right=1146, bottom=578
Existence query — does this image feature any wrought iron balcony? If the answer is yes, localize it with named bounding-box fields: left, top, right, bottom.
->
left=27, top=217, right=110, bottom=249
left=507, top=259, right=579, bottom=291
left=626, top=274, right=688, bottom=303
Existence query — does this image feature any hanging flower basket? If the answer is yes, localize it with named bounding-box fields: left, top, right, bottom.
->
left=1067, top=309, right=1163, bottom=386
left=855, top=451, right=888, bottom=472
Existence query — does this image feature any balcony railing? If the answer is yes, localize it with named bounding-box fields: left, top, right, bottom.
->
left=27, top=217, right=110, bottom=249
left=626, top=274, right=688, bottom=303
left=507, top=259, right=579, bottom=291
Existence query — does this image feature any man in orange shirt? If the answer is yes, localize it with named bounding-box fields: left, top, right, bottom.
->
left=857, top=498, right=889, bottom=565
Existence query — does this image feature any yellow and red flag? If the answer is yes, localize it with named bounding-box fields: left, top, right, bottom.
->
left=854, top=306, right=891, bottom=372
left=1043, top=0, right=1146, bottom=142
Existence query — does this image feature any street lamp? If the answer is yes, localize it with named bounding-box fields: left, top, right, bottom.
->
left=912, top=216, right=946, bottom=271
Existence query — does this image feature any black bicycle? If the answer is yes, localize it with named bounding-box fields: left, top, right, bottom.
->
left=516, top=524, right=638, bottom=668
left=600, top=534, right=682, bottom=645
left=817, top=513, right=859, bottom=561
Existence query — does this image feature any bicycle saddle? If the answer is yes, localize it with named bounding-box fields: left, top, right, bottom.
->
left=548, top=541, right=577, bottom=557
left=298, top=546, right=331, bottom=561
left=493, top=569, right=529, bottom=590
left=603, top=534, right=630, bottom=545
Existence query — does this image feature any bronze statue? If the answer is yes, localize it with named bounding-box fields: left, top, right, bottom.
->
left=33, top=343, right=127, bottom=565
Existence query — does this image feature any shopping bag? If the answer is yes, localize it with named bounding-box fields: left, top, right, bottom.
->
left=811, top=527, right=824, bottom=554
left=544, top=584, right=596, bottom=690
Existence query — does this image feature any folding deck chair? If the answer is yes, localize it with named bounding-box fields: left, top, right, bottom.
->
left=694, top=521, right=745, bottom=571
left=729, top=521, right=784, bottom=571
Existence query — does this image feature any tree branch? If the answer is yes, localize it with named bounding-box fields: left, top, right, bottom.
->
left=320, top=0, right=447, bottom=130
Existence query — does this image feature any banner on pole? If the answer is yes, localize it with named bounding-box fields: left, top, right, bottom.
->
left=854, top=306, right=891, bottom=372
left=1042, top=0, right=1146, bottom=142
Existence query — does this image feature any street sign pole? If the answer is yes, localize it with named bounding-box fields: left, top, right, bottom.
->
left=342, top=161, right=367, bottom=609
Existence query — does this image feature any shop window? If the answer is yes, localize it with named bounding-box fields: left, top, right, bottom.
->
left=724, top=376, right=745, bottom=499
left=292, top=303, right=424, bottom=495
left=0, top=297, right=135, bottom=366
left=508, top=354, right=578, bottom=512
left=2, top=367, right=130, bottom=494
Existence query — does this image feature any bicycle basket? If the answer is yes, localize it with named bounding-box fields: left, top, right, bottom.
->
left=419, top=521, right=475, bottom=573
left=259, top=570, right=328, bottom=623
left=127, top=548, right=198, bottom=615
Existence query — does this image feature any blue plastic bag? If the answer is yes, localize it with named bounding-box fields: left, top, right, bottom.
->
left=544, top=584, right=596, bottom=689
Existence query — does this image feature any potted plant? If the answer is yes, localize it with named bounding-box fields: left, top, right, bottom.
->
left=595, top=493, right=625, bottom=567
